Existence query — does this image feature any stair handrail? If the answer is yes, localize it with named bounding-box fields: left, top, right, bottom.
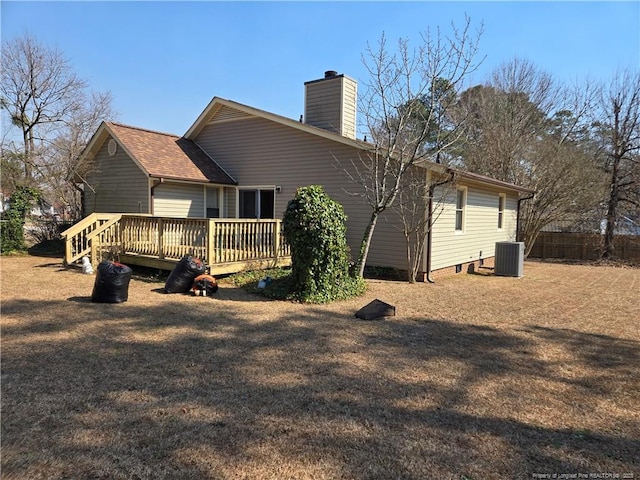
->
left=62, top=213, right=121, bottom=265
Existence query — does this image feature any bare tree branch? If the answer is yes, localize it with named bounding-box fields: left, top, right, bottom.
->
left=346, top=16, right=483, bottom=278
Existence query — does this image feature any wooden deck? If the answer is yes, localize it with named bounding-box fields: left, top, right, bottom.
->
left=62, top=214, right=291, bottom=275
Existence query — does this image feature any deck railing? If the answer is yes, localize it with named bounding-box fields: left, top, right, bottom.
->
left=63, top=214, right=291, bottom=273
left=61, top=213, right=122, bottom=265
left=120, top=216, right=208, bottom=261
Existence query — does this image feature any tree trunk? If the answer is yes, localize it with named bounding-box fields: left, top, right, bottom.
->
left=603, top=162, right=619, bottom=258
left=23, top=129, right=33, bottom=181
left=406, top=236, right=415, bottom=283
left=355, top=210, right=380, bottom=278
left=603, top=102, right=622, bottom=259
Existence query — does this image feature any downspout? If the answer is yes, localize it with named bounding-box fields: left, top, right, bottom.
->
left=425, top=169, right=455, bottom=284
left=516, top=192, right=535, bottom=242
left=425, top=184, right=436, bottom=283
left=150, top=178, right=164, bottom=215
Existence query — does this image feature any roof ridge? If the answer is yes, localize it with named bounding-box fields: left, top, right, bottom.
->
left=107, top=121, right=179, bottom=139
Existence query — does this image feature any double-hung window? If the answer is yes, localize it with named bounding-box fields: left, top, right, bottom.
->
left=498, top=193, right=506, bottom=229
left=455, top=187, right=466, bottom=232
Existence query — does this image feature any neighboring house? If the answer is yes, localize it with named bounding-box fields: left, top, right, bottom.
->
left=1, top=190, right=9, bottom=214
left=1, top=189, right=54, bottom=217
left=79, top=71, right=534, bottom=278
left=616, top=216, right=640, bottom=236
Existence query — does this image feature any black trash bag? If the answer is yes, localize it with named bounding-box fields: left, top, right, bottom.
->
left=164, top=255, right=206, bottom=293
left=91, top=261, right=132, bottom=303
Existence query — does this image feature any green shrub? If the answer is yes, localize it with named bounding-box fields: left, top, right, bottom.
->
left=1, top=186, right=40, bottom=254
left=282, top=185, right=366, bottom=303
left=1, top=219, right=26, bottom=252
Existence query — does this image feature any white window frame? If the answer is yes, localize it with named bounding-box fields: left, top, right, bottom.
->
left=455, top=187, right=467, bottom=233
left=204, top=186, right=223, bottom=218
left=498, top=193, right=506, bottom=230
left=236, top=186, right=276, bottom=219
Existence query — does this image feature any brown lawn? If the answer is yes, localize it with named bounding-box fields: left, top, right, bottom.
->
left=1, top=255, right=639, bottom=480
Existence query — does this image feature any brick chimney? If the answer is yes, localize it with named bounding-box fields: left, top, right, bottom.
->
left=304, top=71, right=357, bottom=139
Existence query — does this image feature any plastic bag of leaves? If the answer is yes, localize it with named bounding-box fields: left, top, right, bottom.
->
left=164, top=255, right=206, bottom=294
left=91, top=261, right=132, bottom=303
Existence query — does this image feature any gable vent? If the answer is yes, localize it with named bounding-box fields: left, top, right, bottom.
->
left=208, top=105, right=252, bottom=124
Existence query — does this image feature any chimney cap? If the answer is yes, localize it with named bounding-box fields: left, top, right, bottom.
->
left=324, top=70, right=338, bottom=78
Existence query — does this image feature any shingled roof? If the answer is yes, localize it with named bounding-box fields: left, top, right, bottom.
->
left=96, top=122, right=236, bottom=185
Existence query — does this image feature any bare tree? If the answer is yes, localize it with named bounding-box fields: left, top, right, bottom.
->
left=1, top=33, right=115, bottom=219
left=1, top=33, right=87, bottom=182
left=393, top=167, right=454, bottom=283
left=455, top=58, right=606, bottom=255
left=592, top=69, right=640, bottom=258
left=516, top=136, right=606, bottom=254
left=350, top=16, right=483, bottom=278
left=39, top=91, right=115, bottom=218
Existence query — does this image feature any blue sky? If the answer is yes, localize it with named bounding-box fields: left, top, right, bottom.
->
left=2, top=1, right=639, bottom=137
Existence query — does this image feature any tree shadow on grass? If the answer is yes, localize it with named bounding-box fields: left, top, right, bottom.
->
left=1, top=297, right=638, bottom=479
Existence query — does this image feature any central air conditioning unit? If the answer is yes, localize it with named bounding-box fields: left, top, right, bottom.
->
left=495, top=241, right=525, bottom=277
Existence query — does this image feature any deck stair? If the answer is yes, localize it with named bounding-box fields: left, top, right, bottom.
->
left=61, top=213, right=122, bottom=266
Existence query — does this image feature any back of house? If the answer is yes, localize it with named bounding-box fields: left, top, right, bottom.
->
left=80, top=70, right=533, bottom=278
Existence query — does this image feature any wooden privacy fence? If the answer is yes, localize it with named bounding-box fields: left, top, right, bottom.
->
left=63, top=215, right=291, bottom=274
left=529, top=232, right=640, bottom=262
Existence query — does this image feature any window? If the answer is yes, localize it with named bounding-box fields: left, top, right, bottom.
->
left=206, top=187, right=220, bottom=218
left=455, top=187, right=466, bottom=231
left=239, top=190, right=257, bottom=218
left=239, top=188, right=275, bottom=219
left=498, top=193, right=506, bottom=229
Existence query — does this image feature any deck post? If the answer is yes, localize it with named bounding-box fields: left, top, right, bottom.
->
left=274, top=219, right=281, bottom=262
left=65, top=237, right=73, bottom=266
left=158, top=218, right=164, bottom=259
left=91, top=234, right=100, bottom=268
left=207, top=219, right=216, bottom=267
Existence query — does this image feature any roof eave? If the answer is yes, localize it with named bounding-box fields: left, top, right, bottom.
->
left=77, top=121, right=152, bottom=179
left=149, top=175, right=237, bottom=186
left=451, top=169, right=536, bottom=195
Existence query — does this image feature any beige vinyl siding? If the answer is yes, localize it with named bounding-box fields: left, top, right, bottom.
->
left=304, top=75, right=357, bottom=139
left=223, top=187, right=236, bottom=218
left=153, top=183, right=205, bottom=217
left=341, top=77, right=357, bottom=140
left=84, top=137, right=148, bottom=214
left=430, top=184, right=518, bottom=271
left=195, top=117, right=408, bottom=270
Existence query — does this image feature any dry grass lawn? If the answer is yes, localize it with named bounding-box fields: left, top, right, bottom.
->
left=1, top=255, right=639, bottom=479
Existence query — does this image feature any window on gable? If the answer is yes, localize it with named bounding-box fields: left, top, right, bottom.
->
left=455, top=188, right=466, bottom=231
left=498, top=193, right=506, bottom=229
